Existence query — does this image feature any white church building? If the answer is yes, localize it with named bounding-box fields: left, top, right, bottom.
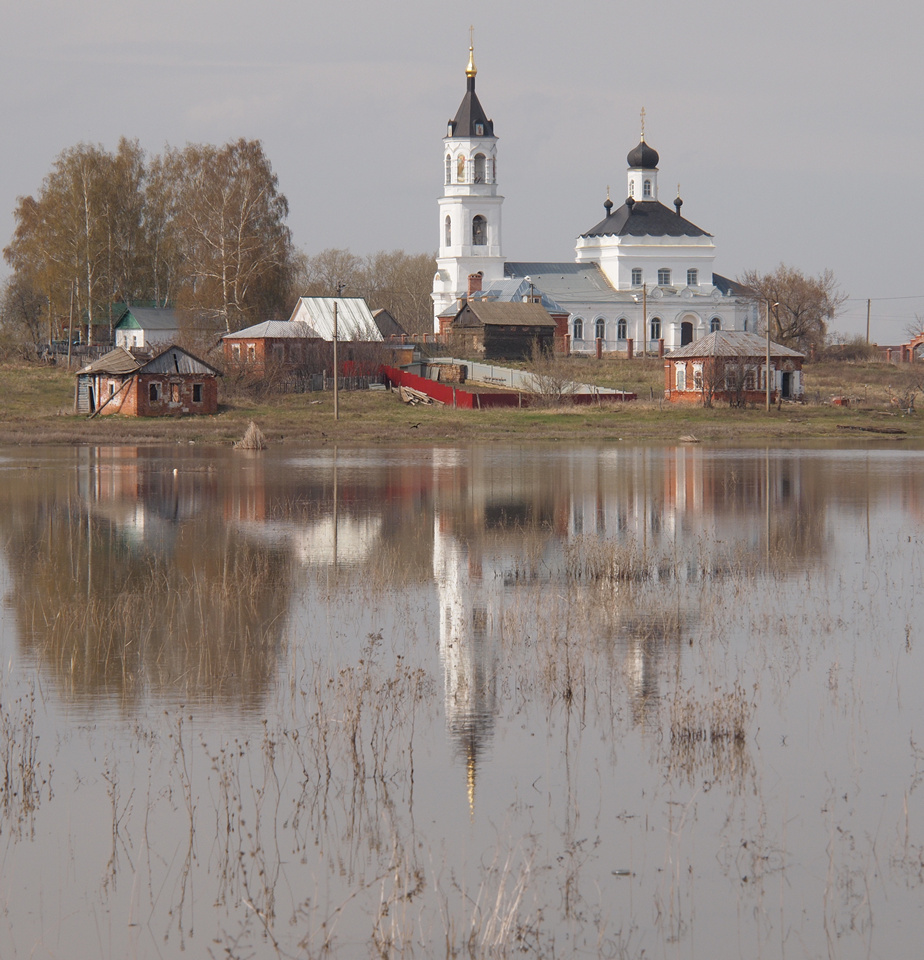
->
left=432, top=46, right=757, bottom=353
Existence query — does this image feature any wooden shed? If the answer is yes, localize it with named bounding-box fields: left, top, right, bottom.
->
left=76, top=345, right=219, bottom=416
left=450, top=300, right=557, bottom=361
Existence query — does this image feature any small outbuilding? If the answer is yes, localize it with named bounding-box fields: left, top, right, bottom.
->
left=450, top=300, right=557, bottom=361
left=114, top=306, right=181, bottom=351
left=664, top=331, right=804, bottom=405
left=76, top=345, right=219, bottom=416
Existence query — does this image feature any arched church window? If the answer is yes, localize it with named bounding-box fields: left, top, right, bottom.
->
left=643, top=179, right=652, bottom=197
left=650, top=317, right=661, bottom=341
left=687, top=268, right=698, bottom=286
left=457, top=154, right=466, bottom=182
left=616, top=318, right=627, bottom=340
left=445, top=215, right=451, bottom=247
left=573, top=318, right=584, bottom=341
left=657, top=268, right=671, bottom=286
left=595, top=318, right=606, bottom=341
left=445, top=154, right=452, bottom=184
left=710, top=317, right=721, bottom=332
left=474, top=153, right=486, bottom=183
left=472, top=215, right=487, bottom=246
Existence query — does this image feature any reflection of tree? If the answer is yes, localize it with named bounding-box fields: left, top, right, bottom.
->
left=2, top=491, right=292, bottom=710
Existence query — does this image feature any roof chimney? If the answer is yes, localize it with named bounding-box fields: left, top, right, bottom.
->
left=467, top=272, right=483, bottom=297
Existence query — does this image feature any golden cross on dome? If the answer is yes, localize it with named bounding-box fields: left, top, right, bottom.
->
left=640, top=106, right=646, bottom=142
left=466, top=26, right=477, bottom=77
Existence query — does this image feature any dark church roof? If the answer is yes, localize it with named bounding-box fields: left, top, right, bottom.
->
left=447, top=75, right=494, bottom=138
left=581, top=200, right=712, bottom=239
left=627, top=139, right=659, bottom=169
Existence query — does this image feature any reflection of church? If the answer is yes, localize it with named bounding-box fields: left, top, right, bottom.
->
left=433, top=515, right=499, bottom=818
left=433, top=44, right=756, bottom=351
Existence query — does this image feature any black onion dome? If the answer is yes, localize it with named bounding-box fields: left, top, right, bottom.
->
left=627, top=139, right=659, bottom=169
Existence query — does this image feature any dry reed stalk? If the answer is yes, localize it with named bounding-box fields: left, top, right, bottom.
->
left=234, top=420, right=267, bottom=450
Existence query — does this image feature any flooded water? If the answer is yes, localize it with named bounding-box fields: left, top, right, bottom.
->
left=0, top=442, right=922, bottom=959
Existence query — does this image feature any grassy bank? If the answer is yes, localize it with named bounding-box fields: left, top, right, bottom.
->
left=1, top=358, right=922, bottom=447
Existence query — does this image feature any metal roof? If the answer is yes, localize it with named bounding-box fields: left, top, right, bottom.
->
left=504, top=262, right=617, bottom=304
left=223, top=320, right=321, bottom=339
left=471, top=279, right=568, bottom=314
left=288, top=298, right=383, bottom=341
left=139, top=346, right=220, bottom=375
left=114, top=307, right=180, bottom=331
left=668, top=331, right=804, bottom=359
left=580, top=200, right=711, bottom=239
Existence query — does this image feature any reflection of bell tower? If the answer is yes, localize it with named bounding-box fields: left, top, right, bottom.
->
left=432, top=38, right=506, bottom=330
left=433, top=518, right=498, bottom=818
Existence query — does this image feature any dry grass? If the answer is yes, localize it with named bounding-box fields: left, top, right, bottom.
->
left=1, top=357, right=924, bottom=447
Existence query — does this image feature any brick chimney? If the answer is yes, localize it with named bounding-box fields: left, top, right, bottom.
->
left=467, top=272, right=483, bottom=297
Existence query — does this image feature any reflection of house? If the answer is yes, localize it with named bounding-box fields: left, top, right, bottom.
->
left=76, top=345, right=220, bottom=416
left=664, top=331, right=804, bottom=404
left=221, top=320, right=322, bottom=372
left=114, top=306, right=180, bottom=350
left=450, top=298, right=557, bottom=361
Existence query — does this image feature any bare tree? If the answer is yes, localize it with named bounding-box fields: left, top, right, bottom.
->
left=740, top=264, right=846, bottom=354
left=527, top=339, right=579, bottom=405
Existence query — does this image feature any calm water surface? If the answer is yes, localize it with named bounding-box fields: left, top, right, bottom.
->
left=0, top=443, right=922, bottom=959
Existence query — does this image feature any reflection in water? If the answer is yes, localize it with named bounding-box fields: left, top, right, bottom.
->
left=0, top=444, right=923, bottom=959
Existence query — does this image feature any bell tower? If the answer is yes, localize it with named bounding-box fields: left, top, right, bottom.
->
left=432, top=39, right=506, bottom=331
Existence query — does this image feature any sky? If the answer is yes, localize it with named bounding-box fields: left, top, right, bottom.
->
left=1, top=0, right=922, bottom=340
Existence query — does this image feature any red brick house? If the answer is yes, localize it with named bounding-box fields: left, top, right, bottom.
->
left=76, top=346, right=220, bottom=416
left=222, top=320, right=322, bottom=372
left=664, top=331, right=804, bottom=405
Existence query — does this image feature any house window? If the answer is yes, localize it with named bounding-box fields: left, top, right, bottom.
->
left=170, top=383, right=180, bottom=403
left=573, top=318, right=584, bottom=341
left=710, top=317, right=721, bottom=332
left=445, top=154, right=452, bottom=184
left=616, top=318, right=627, bottom=340
left=676, top=365, right=686, bottom=391
left=149, top=382, right=160, bottom=402
left=687, top=268, right=698, bottom=286
left=657, top=268, right=671, bottom=286
left=474, top=153, right=486, bottom=182
left=693, top=365, right=703, bottom=391
left=595, top=318, right=605, bottom=341
left=192, top=383, right=203, bottom=403
left=643, top=179, right=652, bottom=197
left=650, top=317, right=661, bottom=341
left=445, top=215, right=451, bottom=247
left=472, top=215, right=487, bottom=246
left=108, top=382, right=115, bottom=396
left=247, top=344, right=256, bottom=362
left=231, top=343, right=241, bottom=360
left=631, top=268, right=642, bottom=286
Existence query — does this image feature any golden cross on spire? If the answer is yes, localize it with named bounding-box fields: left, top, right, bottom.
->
left=466, top=26, right=477, bottom=77
left=640, top=106, right=646, bottom=142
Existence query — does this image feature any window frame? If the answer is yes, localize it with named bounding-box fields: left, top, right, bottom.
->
left=657, top=268, right=671, bottom=286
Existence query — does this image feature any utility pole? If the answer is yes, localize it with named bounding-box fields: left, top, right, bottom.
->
left=765, top=300, right=778, bottom=412
left=333, top=281, right=344, bottom=421
left=642, top=283, right=647, bottom=358
left=866, top=299, right=871, bottom=344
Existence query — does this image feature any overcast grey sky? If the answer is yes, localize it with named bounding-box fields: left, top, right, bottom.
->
left=2, top=0, right=920, bottom=339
